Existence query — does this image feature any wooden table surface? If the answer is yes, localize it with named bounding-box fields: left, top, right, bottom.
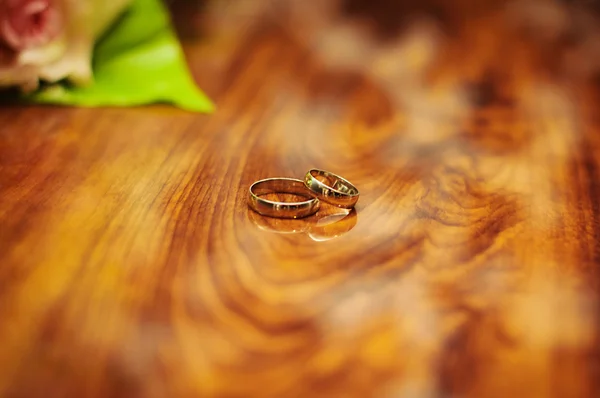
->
left=2, top=0, right=600, bottom=397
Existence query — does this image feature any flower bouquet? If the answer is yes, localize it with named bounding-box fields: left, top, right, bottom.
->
left=0, top=0, right=214, bottom=112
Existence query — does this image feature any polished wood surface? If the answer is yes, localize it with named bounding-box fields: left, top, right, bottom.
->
left=2, top=0, right=600, bottom=397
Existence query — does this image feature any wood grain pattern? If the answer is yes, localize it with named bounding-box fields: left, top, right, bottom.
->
left=1, top=0, right=600, bottom=397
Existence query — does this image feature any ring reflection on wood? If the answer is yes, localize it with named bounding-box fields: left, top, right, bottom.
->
left=308, top=209, right=358, bottom=241
left=248, top=207, right=357, bottom=240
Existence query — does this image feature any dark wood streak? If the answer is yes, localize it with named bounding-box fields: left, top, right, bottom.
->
left=576, top=88, right=600, bottom=396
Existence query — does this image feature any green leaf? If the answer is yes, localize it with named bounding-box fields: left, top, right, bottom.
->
left=29, top=0, right=214, bottom=113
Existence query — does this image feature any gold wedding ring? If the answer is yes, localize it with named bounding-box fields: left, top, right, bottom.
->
left=304, top=168, right=359, bottom=209
left=248, top=177, right=320, bottom=219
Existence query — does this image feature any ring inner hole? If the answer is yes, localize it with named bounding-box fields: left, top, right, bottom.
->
left=260, top=192, right=310, bottom=202
left=315, top=174, right=335, bottom=185
left=254, top=181, right=312, bottom=203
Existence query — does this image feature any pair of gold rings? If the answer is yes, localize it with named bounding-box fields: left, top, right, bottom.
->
left=248, top=168, right=360, bottom=219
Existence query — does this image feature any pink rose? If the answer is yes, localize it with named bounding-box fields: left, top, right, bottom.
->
left=0, top=0, right=132, bottom=91
left=0, top=0, right=62, bottom=50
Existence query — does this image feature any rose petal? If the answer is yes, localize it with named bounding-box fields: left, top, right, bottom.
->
left=1, top=0, right=62, bottom=50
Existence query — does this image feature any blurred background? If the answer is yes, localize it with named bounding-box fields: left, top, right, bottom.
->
left=168, top=0, right=600, bottom=81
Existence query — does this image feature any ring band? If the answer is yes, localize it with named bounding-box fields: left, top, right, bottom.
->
left=248, top=177, right=320, bottom=219
left=304, top=169, right=359, bottom=209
